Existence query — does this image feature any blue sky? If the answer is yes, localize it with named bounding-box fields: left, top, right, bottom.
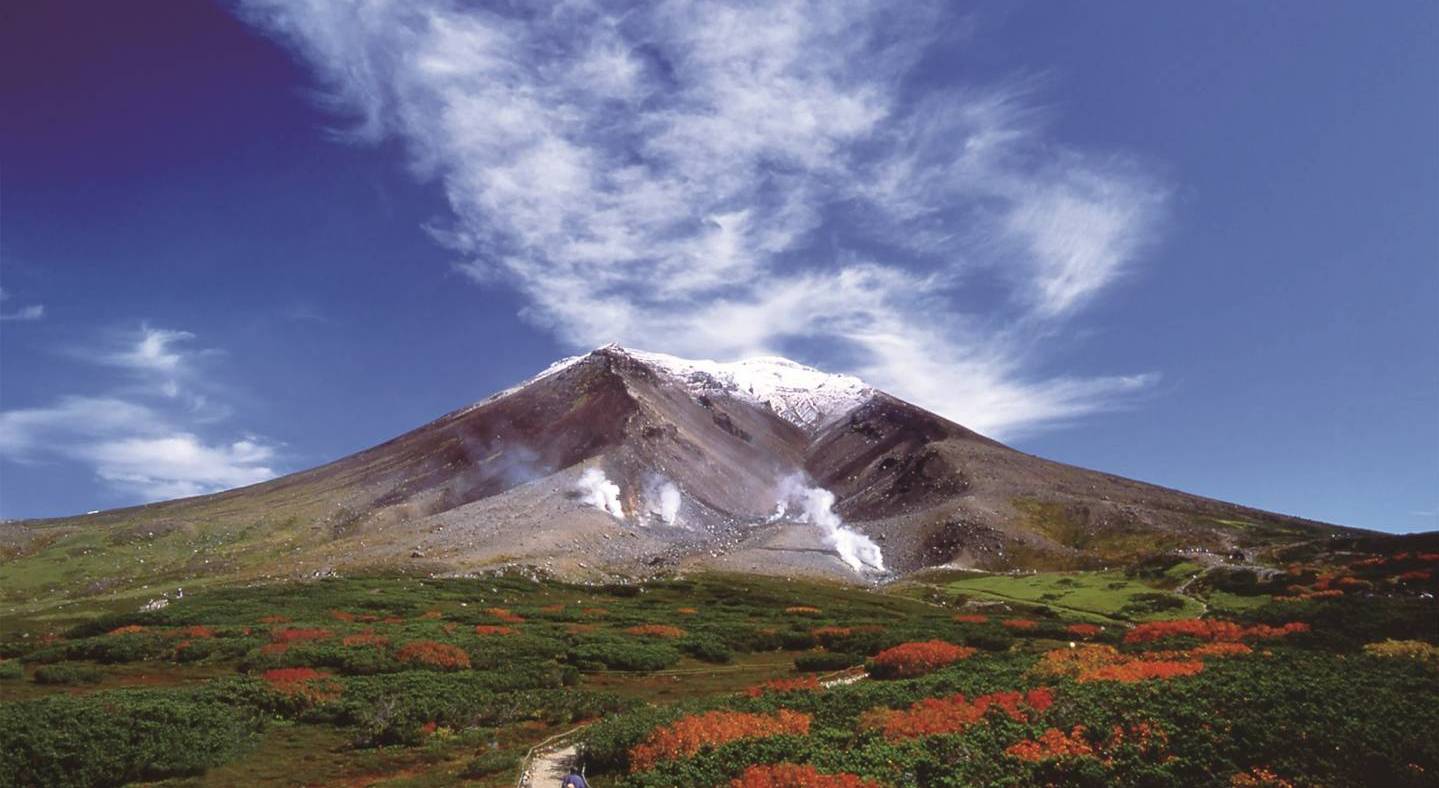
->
left=1, top=1, right=1435, bottom=533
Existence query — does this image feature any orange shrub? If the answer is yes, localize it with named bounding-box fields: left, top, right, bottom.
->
left=473, top=625, right=515, bottom=636
left=625, top=624, right=687, bottom=639
left=258, top=615, right=290, bottom=624
left=1230, top=767, right=1295, bottom=787
left=1002, top=618, right=1038, bottom=631
left=1125, top=619, right=1307, bottom=645
left=395, top=640, right=471, bottom=670
left=342, top=630, right=390, bottom=648
left=485, top=607, right=526, bottom=624
left=953, top=614, right=989, bottom=624
left=419, top=609, right=443, bottom=620
left=871, top=641, right=975, bottom=678
left=583, top=607, right=609, bottom=618
left=107, top=625, right=146, bottom=636
left=863, top=688, right=1054, bottom=741
left=1066, top=623, right=1102, bottom=638
left=566, top=623, right=598, bottom=635
left=260, top=642, right=291, bottom=656
left=1007, top=726, right=1095, bottom=762
left=744, top=675, right=821, bottom=697
left=629, top=710, right=811, bottom=771
left=1079, top=659, right=1204, bottom=683
left=785, top=606, right=822, bottom=615
left=731, top=764, right=882, bottom=788
left=676, top=607, right=699, bottom=615
left=812, top=626, right=853, bottom=641
left=330, top=610, right=357, bottom=622
left=539, top=603, right=566, bottom=614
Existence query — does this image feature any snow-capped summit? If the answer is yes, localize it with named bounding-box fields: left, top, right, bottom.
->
left=610, top=346, right=874, bottom=431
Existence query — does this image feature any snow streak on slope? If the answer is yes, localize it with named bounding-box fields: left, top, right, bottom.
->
left=619, top=347, right=873, bottom=431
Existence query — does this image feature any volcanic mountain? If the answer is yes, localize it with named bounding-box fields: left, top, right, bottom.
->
left=4, top=346, right=1356, bottom=602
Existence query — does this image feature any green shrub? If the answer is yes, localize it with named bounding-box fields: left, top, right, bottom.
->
left=569, top=642, right=680, bottom=672
left=0, top=688, right=264, bottom=787
left=461, top=749, right=518, bottom=778
left=33, top=663, right=103, bottom=685
left=0, top=659, right=22, bottom=680
left=680, top=636, right=734, bottom=664
left=793, top=651, right=863, bottom=672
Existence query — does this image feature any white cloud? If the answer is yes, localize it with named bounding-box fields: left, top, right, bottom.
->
left=1, top=327, right=280, bottom=504
left=0, top=288, right=45, bottom=321
left=241, top=0, right=1167, bottom=439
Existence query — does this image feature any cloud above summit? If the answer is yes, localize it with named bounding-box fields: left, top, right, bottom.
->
left=238, top=0, right=1167, bottom=439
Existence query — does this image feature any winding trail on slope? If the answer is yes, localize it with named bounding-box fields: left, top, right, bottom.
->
left=516, top=668, right=870, bottom=787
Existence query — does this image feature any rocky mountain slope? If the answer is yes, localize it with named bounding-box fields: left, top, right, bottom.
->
left=1, top=346, right=1359, bottom=609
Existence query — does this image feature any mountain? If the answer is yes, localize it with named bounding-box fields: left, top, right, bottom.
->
left=1, top=346, right=1359, bottom=609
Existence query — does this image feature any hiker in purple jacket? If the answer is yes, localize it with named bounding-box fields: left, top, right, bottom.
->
left=562, top=768, right=589, bottom=788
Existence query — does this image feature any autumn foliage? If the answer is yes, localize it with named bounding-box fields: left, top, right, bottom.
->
left=953, top=614, right=989, bottom=624
left=261, top=667, right=341, bottom=703
left=485, top=607, right=526, bottom=624
left=1124, top=619, right=1307, bottom=645
left=395, top=640, right=471, bottom=670
left=862, top=688, right=1054, bottom=741
left=107, top=625, right=146, bottom=636
left=1002, top=618, right=1038, bottom=631
left=271, top=627, right=334, bottom=644
left=785, top=606, right=822, bottom=615
left=869, top=640, right=975, bottom=678
left=1007, top=725, right=1095, bottom=762
left=473, top=625, right=515, bottom=636
left=1066, top=623, right=1102, bottom=638
left=1034, top=644, right=1209, bottom=683
left=629, top=710, right=811, bottom=771
left=624, top=624, right=687, bottom=639
left=342, top=630, right=390, bottom=648
left=744, top=675, right=821, bottom=698
left=730, top=764, right=882, bottom=788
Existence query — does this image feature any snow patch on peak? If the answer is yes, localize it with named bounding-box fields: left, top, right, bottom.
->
left=614, top=347, right=873, bottom=431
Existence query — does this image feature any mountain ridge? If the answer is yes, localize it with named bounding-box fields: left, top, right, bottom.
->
left=1, top=345, right=1364, bottom=612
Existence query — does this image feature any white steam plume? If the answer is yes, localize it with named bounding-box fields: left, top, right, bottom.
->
left=576, top=467, right=624, bottom=519
left=643, top=476, right=683, bottom=526
left=773, top=474, right=884, bottom=574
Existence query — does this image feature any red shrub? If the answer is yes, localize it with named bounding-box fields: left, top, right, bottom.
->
left=485, top=607, right=526, bottom=624
left=473, top=625, right=515, bottom=636
left=1125, top=619, right=1307, bottom=645
left=625, top=624, right=687, bottom=639
left=1066, top=623, right=1102, bottom=638
left=107, top=625, right=146, bottom=636
left=1419, top=553, right=1439, bottom=562
left=1395, top=570, right=1432, bottom=583
left=1002, top=619, right=1038, bottom=631
left=862, top=688, right=1055, bottom=741
left=395, top=640, right=471, bottom=670
left=259, top=642, right=291, bottom=656
left=178, top=625, right=215, bottom=639
left=1007, top=726, right=1095, bottom=762
left=629, top=710, right=811, bottom=771
left=342, top=630, right=390, bottom=648
left=261, top=667, right=341, bottom=703
left=953, top=614, right=989, bottom=624
left=744, top=675, right=821, bottom=698
left=870, top=641, right=976, bottom=678
left=731, top=764, right=882, bottom=788
left=271, top=627, right=334, bottom=644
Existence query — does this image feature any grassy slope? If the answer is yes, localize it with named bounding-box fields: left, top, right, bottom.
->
left=937, top=571, right=1205, bottom=623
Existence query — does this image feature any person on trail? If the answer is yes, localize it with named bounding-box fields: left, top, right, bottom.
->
left=561, top=767, right=589, bottom=788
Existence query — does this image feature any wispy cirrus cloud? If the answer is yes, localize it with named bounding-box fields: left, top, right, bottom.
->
left=240, top=0, right=1167, bottom=438
left=0, top=328, right=279, bottom=504
left=0, top=288, right=45, bottom=321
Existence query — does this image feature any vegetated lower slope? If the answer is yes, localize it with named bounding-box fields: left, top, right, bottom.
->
left=0, top=539, right=1435, bottom=788
left=1, top=346, right=1360, bottom=616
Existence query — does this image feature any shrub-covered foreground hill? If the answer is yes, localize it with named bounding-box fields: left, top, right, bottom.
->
left=1, top=540, right=1436, bottom=787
